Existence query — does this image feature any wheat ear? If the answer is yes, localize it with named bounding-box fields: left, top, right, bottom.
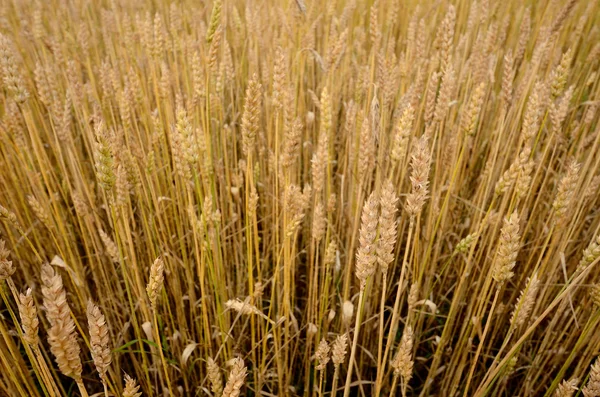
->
left=87, top=300, right=111, bottom=394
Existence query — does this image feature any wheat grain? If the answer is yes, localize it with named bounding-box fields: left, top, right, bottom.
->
left=555, top=378, right=579, bottom=397
left=510, top=273, right=540, bottom=328
left=406, top=135, right=431, bottom=217
left=0, top=239, right=14, bottom=280
left=18, top=288, right=39, bottom=346
left=391, top=324, right=414, bottom=396
left=146, top=257, right=165, bottom=310
left=207, top=357, right=223, bottom=397
left=123, top=374, right=142, bottom=397
left=241, top=74, right=262, bottom=157
left=491, top=212, right=521, bottom=285
left=355, top=191, right=379, bottom=289
left=222, top=358, right=247, bottom=397
left=87, top=300, right=111, bottom=381
left=315, top=339, right=330, bottom=370
left=583, top=358, right=600, bottom=397
left=41, top=264, right=82, bottom=381
left=553, top=160, right=581, bottom=225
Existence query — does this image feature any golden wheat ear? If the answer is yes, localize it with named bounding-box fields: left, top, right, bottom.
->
left=18, top=288, right=39, bottom=346
left=222, top=358, right=247, bottom=397
left=391, top=325, right=414, bottom=397
left=582, top=358, right=600, bottom=396
left=207, top=357, right=223, bottom=397
left=86, top=300, right=111, bottom=383
left=554, top=378, right=579, bottom=397
left=0, top=239, right=15, bottom=280
left=40, top=263, right=87, bottom=395
left=123, top=374, right=142, bottom=397
left=146, top=257, right=165, bottom=310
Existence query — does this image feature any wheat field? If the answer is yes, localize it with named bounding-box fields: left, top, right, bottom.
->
left=0, top=0, right=599, bottom=395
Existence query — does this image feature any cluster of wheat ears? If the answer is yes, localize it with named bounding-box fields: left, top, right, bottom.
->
left=0, top=0, right=599, bottom=395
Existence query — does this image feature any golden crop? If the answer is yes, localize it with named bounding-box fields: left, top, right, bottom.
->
left=0, top=0, right=599, bottom=396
